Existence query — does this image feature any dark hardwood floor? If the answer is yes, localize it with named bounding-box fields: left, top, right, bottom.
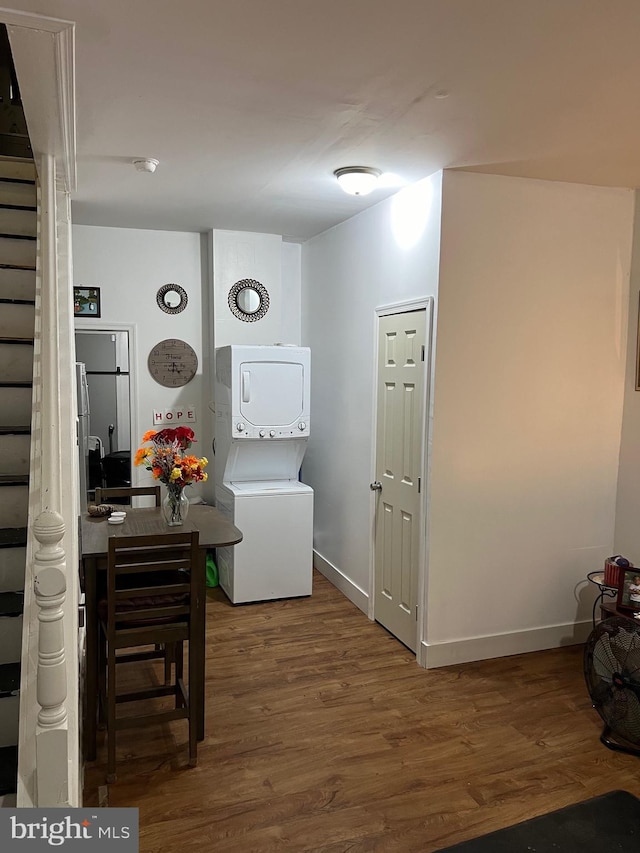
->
left=83, top=571, right=640, bottom=852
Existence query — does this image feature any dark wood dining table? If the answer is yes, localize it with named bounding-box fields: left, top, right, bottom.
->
left=80, top=504, right=242, bottom=761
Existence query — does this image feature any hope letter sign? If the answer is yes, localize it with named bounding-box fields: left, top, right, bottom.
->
left=153, top=407, right=196, bottom=425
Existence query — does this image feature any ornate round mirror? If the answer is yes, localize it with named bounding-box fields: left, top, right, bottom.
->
left=157, top=283, right=188, bottom=315
left=228, top=278, right=270, bottom=322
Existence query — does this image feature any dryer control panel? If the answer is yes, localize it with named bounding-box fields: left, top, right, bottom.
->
left=232, top=417, right=309, bottom=439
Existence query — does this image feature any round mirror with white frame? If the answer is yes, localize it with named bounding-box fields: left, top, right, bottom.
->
left=228, top=278, right=270, bottom=322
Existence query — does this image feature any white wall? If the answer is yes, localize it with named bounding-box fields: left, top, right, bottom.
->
left=615, top=191, right=640, bottom=557
left=301, top=174, right=443, bottom=607
left=73, top=225, right=303, bottom=504
left=210, top=230, right=301, bottom=349
left=425, top=171, right=634, bottom=665
left=213, top=230, right=282, bottom=348
left=302, top=170, right=634, bottom=667
left=281, top=240, right=302, bottom=345
left=72, top=224, right=209, bottom=498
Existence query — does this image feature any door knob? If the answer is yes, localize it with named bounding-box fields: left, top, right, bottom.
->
left=370, top=481, right=382, bottom=491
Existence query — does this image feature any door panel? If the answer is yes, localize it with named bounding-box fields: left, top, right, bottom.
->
left=374, top=309, right=427, bottom=651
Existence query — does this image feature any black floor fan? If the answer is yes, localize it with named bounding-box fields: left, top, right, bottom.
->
left=584, top=616, right=640, bottom=756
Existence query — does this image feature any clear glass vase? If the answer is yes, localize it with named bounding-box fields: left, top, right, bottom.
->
left=162, top=486, right=189, bottom=526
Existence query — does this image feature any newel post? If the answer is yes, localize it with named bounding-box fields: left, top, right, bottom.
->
left=33, top=510, right=69, bottom=805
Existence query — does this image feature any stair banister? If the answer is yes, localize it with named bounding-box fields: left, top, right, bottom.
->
left=17, top=153, right=80, bottom=807
left=33, top=513, right=68, bottom=805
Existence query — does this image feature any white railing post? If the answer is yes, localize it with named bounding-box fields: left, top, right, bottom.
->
left=14, top=22, right=80, bottom=805
left=33, top=510, right=69, bottom=805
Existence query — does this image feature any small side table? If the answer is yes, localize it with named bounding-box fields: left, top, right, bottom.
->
left=600, top=601, right=640, bottom=624
left=587, top=571, right=618, bottom=627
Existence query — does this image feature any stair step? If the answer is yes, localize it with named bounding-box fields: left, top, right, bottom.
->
left=0, top=592, right=23, bottom=618
left=0, top=387, right=31, bottom=428
left=0, top=341, right=35, bottom=386
left=0, top=207, right=36, bottom=238
left=0, top=298, right=35, bottom=306
left=0, top=745, right=17, bottom=796
left=0, top=686, right=19, bottom=748
left=0, top=529, right=26, bottom=549
left=0, top=302, right=35, bottom=338
left=0, top=177, right=35, bottom=186
left=0, top=380, right=32, bottom=387
left=0, top=267, right=36, bottom=301
left=0, top=179, right=36, bottom=209
left=0, top=202, right=36, bottom=212
left=0, top=134, right=31, bottom=161
left=0, top=434, right=30, bottom=476
left=0, top=475, right=28, bottom=486
left=0, top=232, right=35, bottom=242
left=0, top=663, right=19, bottom=698
left=0, top=157, right=36, bottom=183
left=0, top=543, right=25, bottom=593
left=0, top=263, right=35, bottom=271
left=0, top=612, right=23, bottom=664
left=0, top=426, right=29, bottom=435
left=0, top=235, right=36, bottom=267
left=0, top=482, right=28, bottom=528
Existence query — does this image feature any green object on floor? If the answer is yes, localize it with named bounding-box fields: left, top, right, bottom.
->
left=206, top=552, right=219, bottom=587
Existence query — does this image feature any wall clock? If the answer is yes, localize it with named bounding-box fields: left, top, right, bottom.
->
left=148, top=339, right=198, bottom=387
left=157, top=283, right=188, bottom=314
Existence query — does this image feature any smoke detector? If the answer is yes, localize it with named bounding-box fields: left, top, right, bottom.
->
left=133, top=158, right=159, bottom=173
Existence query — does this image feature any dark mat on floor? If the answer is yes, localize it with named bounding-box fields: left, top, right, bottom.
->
left=435, top=790, right=640, bottom=853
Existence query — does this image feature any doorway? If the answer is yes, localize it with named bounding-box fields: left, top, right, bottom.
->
left=75, top=328, right=132, bottom=504
left=371, top=300, right=433, bottom=653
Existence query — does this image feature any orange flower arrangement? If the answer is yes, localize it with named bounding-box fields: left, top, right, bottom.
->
left=134, top=426, right=208, bottom=489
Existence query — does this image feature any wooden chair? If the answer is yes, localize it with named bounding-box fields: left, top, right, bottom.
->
left=95, top=485, right=162, bottom=507
left=98, top=530, right=200, bottom=783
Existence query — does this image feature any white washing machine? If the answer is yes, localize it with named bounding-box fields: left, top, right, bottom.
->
left=215, top=479, right=313, bottom=604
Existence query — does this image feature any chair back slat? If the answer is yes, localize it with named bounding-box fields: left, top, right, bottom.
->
left=114, top=583, right=190, bottom=601
left=96, top=485, right=162, bottom=507
left=113, top=549, right=192, bottom=572
left=106, top=531, right=199, bottom=629
left=113, top=604, right=191, bottom=623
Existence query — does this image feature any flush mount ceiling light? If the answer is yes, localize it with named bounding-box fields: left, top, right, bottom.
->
left=334, top=166, right=381, bottom=196
left=133, top=157, right=159, bottom=173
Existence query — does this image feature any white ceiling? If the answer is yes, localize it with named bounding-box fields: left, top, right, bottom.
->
left=7, top=0, right=640, bottom=241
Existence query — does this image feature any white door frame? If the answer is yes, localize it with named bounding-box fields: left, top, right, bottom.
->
left=74, top=320, right=139, bottom=486
left=369, top=297, right=434, bottom=664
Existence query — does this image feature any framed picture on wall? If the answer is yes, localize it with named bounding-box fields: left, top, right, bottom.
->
left=73, top=287, right=101, bottom=318
left=616, top=567, right=640, bottom=613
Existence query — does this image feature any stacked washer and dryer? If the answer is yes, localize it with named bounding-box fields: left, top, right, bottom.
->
left=212, top=345, right=313, bottom=603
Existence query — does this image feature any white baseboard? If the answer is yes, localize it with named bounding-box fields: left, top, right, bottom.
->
left=313, top=553, right=593, bottom=669
left=313, top=550, right=369, bottom=615
left=421, top=619, right=594, bottom=669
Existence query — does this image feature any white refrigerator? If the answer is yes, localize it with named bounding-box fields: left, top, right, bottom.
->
left=76, top=362, right=90, bottom=512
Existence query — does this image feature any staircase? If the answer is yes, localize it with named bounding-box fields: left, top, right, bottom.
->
left=0, top=157, right=36, bottom=804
